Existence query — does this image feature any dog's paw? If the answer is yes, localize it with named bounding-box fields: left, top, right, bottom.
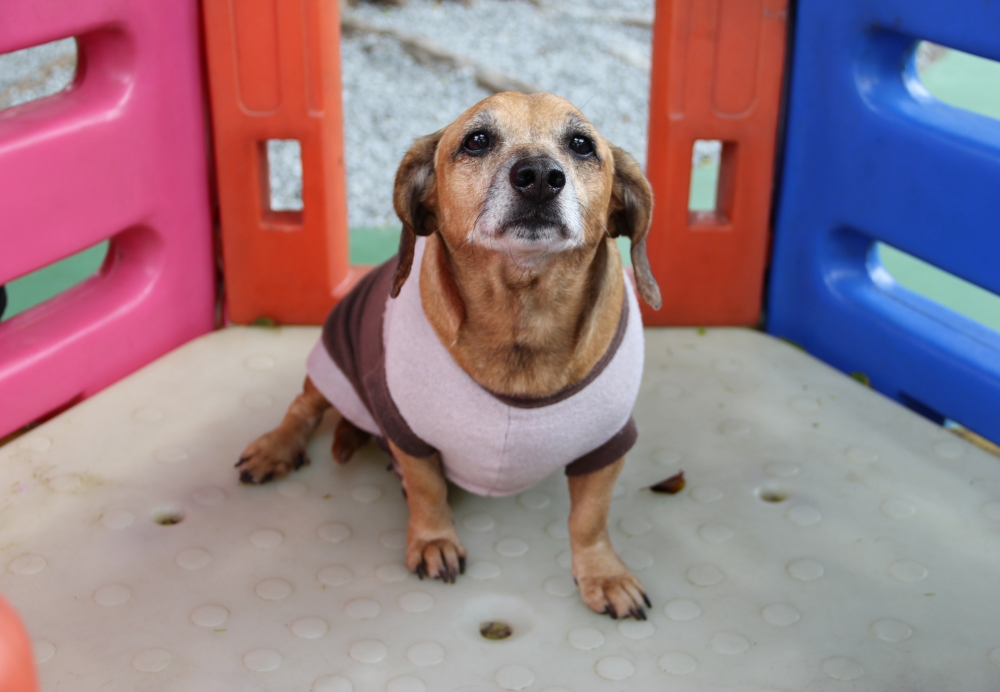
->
left=236, top=432, right=310, bottom=484
left=406, top=535, right=467, bottom=584
left=574, top=547, right=650, bottom=620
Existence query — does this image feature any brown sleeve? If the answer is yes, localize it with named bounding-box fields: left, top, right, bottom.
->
left=564, top=418, right=638, bottom=477
left=364, top=361, right=437, bottom=459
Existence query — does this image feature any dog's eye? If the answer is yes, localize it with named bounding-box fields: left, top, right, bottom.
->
left=569, top=135, right=595, bottom=157
left=463, top=131, right=491, bottom=154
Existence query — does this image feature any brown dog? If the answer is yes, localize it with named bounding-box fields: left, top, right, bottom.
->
left=237, top=92, right=661, bottom=620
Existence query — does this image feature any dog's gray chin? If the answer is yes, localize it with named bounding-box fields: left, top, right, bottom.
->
left=501, top=217, right=571, bottom=242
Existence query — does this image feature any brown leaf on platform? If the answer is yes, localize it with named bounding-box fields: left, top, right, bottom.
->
left=649, top=471, right=685, bottom=494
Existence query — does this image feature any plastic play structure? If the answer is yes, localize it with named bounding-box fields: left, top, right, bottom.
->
left=1, top=0, right=998, bottom=689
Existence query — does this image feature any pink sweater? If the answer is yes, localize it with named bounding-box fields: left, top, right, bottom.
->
left=307, top=238, right=644, bottom=497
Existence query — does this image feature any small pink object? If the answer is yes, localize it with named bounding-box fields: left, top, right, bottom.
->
left=0, top=0, right=215, bottom=438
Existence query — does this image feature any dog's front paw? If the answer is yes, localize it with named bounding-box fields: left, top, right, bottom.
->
left=574, top=548, right=650, bottom=620
left=406, top=534, right=467, bottom=584
left=236, top=432, right=310, bottom=484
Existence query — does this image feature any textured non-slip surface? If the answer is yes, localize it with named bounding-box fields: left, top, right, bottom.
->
left=2, top=327, right=1000, bottom=691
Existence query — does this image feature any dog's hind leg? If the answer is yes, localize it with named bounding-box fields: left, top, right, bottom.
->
left=237, top=376, right=331, bottom=484
left=332, top=417, right=371, bottom=464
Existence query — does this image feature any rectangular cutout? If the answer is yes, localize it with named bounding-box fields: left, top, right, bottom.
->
left=260, top=140, right=304, bottom=227
left=1, top=241, right=109, bottom=321
left=913, top=41, right=1000, bottom=121
left=874, top=242, right=1000, bottom=333
left=688, top=139, right=736, bottom=226
left=0, top=37, right=77, bottom=112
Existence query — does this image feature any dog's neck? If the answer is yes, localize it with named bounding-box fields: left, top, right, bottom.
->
left=420, top=233, right=625, bottom=397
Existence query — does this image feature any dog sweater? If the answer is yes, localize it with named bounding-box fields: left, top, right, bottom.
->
left=306, top=237, right=644, bottom=497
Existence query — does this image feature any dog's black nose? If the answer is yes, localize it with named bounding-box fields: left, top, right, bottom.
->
left=509, top=157, right=566, bottom=202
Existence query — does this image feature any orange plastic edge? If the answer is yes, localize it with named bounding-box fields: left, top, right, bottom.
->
left=643, top=0, right=789, bottom=326
left=0, top=596, right=39, bottom=692
left=202, top=0, right=358, bottom=325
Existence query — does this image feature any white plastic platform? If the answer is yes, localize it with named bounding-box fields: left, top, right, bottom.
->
left=2, top=327, right=1000, bottom=691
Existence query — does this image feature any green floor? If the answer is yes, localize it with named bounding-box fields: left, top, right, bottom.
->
left=3, top=46, right=999, bottom=329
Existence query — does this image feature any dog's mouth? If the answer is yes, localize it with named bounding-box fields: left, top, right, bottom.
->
left=500, top=212, right=571, bottom=242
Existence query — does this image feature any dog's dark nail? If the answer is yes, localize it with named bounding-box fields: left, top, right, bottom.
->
left=239, top=470, right=253, bottom=484
left=235, top=457, right=247, bottom=468
left=459, top=556, right=466, bottom=574
left=643, top=593, right=652, bottom=608
left=294, top=453, right=305, bottom=469
left=607, top=604, right=617, bottom=619
left=631, top=607, right=646, bottom=621
left=386, top=462, right=394, bottom=472
left=416, top=563, right=426, bottom=580
left=261, top=472, right=274, bottom=484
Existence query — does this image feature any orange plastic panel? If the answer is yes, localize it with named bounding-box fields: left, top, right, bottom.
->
left=643, top=0, right=788, bottom=326
left=202, top=0, right=359, bottom=325
left=0, top=596, right=38, bottom=692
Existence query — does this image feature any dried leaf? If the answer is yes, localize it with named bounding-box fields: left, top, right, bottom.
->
left=649, top=471, right=685, bottom=494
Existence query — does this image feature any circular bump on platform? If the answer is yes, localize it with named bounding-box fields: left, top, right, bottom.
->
left=787, top=558, right=824, bottom=581
left=155, top=446, right=189, bottom=464
left=620, top=548, right=654, bottom=570
left=94, top=584, right=131, bottom=606
left=244, top=648, right=282, bottom=672
left=656, top=382, right=683, bottom=399
left=407, top=641, right=445, bottom=666
left=250, top=528, right=283, bottom=548
left=889, top=560, right=928, bottom=582
left=518, top=490, right=550, bottom=509
left=713, top=357, right=741, bottom=372
left=133, top=406, right=164, bottom=423
left=468, top=562, right=501, bottom=580
left=47, top=474, right=80, bottom=491
left=596, top=656, right=634, bottom=681
left=277, top=481, right=308, bottom=499
left=345, top=598, right=380, bottom=620
left=765, top=461, right=800, bottom=478
left=556, top=551, right=572, bottom=569
left=151, top=505, right=185, bottom=526
left=9, top=554, right=46, bottom=576
left=386, top=676, right=426, bottom=692
left=718, top=419, right=750, bottom=437
left=191, top=604, right=228, bottom=628
left=34, top=641, right=55, bottom=664
left=822, top=657, right=863, bottom=681
left=881, top=498, right=917, bottom=519
left=568, top=627, right=604, bottom=651
left=375, top=563, right=409, bottom=582
left=846, top=446, right=879, bottom=464
left=318, top=522, right=351, bottom=543
left=690, top=486, right=724, bottom=503
left=291, top=616, right=329, bottom=639
left=351, top=485, right=382, bottom=503
left=132, top=648, right=171, bottom=672
left=788, top=395, right=820, bottom=413
left=318, top=565, right=352, bottom=587
left=255, top=578, right=293, bottom=600
left=101, top=509, right=135, bottom=530
left=761, top=603, right=801, bottom=626
left=495, top=665, right=535, bottom=690
left=697, top=523, right=735, bottom=543
left=349, top=639, right=387, bottom=664
left=664, top=598, right=701, bottom=621
left=463, top=513, right=495, bottom=532
left=539, top=688, right=572, bottom=692
left=756, top=486, right=788, bottom=503
left=932, top=440, right=966, bottom=460
left=990, top=648, right=1000, bottom=668
left=617, top=620, right=655, bottom=640
left=983, top=502, right=1000, bottom=522
left=244, top=354, right=276, bottom=370
left=494, top=538, right=529, bottom=557
left=619, top=516, right=652, bottom=537
left=651, top=447, right=682, bottom=466
left=380, top=530, right=406, bottom=549
left=18, top=435, right=51, bottom=451
left=242, top=392, right=273, bottom=410
left=192, top=486, right=225, bottom=506
left=313, top=675, right=353, bottom=692
left=658, top=652, right=697, bottom=675
left=545, top=521, right=569, bottom=539
left=176, top=547, right=211, bottom=570
left=543, top=576, right=576, bottom=597
left=870, top=618, right=912, bottom=642
left=686, top=565, right=723, bottom=586
left=711, top=632, right=750, bottom=654
left=786, top=506, right=822, bottom=526
left=398, top=591, right=434, bottom=613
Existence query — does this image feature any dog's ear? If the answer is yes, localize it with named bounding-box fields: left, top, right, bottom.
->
left=391, top=130, right=443, bottom=298
left=608, top=145, right=661, bottom=310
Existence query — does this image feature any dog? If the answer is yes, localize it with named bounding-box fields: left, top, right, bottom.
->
left=237, top=92, right=661, bottom=620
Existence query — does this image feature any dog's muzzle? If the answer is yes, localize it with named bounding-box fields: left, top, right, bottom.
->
left=509, top=156, right=566, bottom=203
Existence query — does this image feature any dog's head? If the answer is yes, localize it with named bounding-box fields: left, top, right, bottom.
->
left=390, top=92, right=661, bottom=309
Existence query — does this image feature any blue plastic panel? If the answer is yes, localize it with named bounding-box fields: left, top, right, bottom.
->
left=768, top=0, right=1000, bottom=443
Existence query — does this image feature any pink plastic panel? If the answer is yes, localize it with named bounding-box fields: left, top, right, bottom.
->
left=0, top=0, right=215, bottom=438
